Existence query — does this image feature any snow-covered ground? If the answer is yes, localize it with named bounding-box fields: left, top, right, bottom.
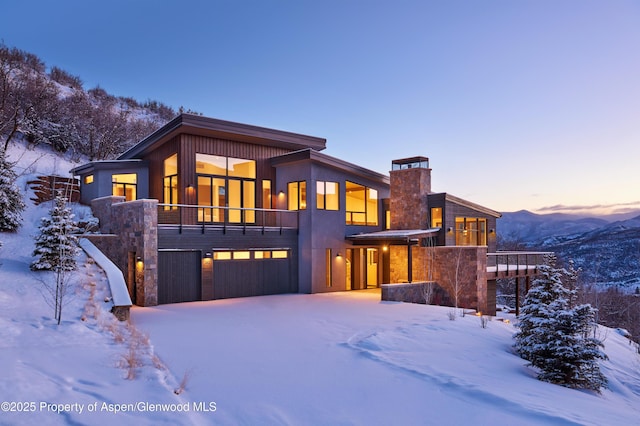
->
left=2, top=141, right=640, bottom=425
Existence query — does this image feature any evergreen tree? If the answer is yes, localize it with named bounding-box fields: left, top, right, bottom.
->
left=514, top=255, right=608, bottom=391
left=31, top=193, right=79, bottom=271
left=0, top=150, right=26, bottom=232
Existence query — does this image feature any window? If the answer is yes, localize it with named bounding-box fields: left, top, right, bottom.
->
left=163, top=154, right=178, bottom=210
left=455, top=217, right=487, bottom=246
left=262, top=180, right=272, bottom=209
left=317, top=181, right=339, bottom=210
left=196, top=154, right=256, bottom=223
left=287, top=181, right=306, bottom=210
left=112, top=173, right=137, bottom=201
left=84, top=175, right=94, bottom=184
left=345, top=181, right=378, bottom=225
left=326, top=249, right=332, bottom=288
left=431, top=207, right=442, bottom=228
left=212, top=250, right=288, bottom=260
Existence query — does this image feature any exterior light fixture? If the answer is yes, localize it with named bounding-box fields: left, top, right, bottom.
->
left=489, top=228, right=495, bottom=234
left=205, top=252, right=212, bottom=258
left=447, top=227, right=453, bottom=233
left=336, top=252, right=342, bottom=258
left=136, top=256, right=142, bottom=262
left=382, top=245, right=388, bottom=252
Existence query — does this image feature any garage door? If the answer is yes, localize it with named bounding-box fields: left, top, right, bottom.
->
left=212, top=249, right=294, bottom=299
left=158, top=250, right=202, bottom=304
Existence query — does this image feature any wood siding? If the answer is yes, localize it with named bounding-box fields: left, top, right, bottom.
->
left=158, top=250, right=202, bottom=304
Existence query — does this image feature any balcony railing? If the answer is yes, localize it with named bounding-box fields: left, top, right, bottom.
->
left=486, top=251, right=553, bottom=279
left=158, top=203, right=299, bottom=234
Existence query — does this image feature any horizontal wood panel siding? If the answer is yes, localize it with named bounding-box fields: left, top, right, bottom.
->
left=158, top=227, right=298, bottom=251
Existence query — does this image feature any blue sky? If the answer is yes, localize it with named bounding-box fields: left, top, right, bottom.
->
left=3, top=0, right=639, bottom=215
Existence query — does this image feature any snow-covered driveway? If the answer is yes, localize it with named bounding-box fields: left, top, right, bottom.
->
left=132, top=291, right=640, bottom=425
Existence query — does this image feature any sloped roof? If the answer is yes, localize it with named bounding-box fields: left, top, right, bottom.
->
left=118, top=114, right=327, bottom=159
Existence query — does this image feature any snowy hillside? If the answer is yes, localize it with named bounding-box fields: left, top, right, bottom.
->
left=2, top=142, right=640, bottom=425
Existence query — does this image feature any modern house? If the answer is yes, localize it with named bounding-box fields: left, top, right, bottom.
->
left=71, top=113, right=521, bottom=315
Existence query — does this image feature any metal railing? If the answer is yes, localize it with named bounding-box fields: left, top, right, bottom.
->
left=157, top=203, right=299, bottom=234
left=486, top=251, right=553, bottom=277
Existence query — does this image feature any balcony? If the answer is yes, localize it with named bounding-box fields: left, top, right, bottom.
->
left=486, top=251, right=553, bottom=279
left=158, top=204, right=299, bottom=234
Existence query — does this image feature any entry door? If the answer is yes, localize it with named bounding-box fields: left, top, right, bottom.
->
left=366, top=248, right=378, bottom=288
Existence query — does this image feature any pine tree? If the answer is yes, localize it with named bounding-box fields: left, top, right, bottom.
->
left=0, top=150, right=26, bottom=232
left=31, top=194, right=79, bottom=271
left=514, top=255, right=608, bottom=392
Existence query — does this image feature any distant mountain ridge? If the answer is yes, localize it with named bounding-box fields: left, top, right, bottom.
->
left=499, top=210, right=640, bottom=290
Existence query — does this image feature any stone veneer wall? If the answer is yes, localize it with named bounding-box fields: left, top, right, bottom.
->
left=389, top=167, right=431, bottom=230
left=89, top=196, right=159, bottom=307
left=388, top=245, right=493, bottom=314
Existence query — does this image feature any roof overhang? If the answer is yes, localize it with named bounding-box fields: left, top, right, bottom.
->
left=118, top=114, right=327, bottom=159
left=347, top=228, right=440, bottom=245
left=271, top=149, right=390, bottom=185
left=430, top=192, right=502, bottom=218
left=69, top=159, right=147, bottom=175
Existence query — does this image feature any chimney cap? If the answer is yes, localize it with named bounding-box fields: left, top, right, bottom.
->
left=392, top=156, right=429, bottom=170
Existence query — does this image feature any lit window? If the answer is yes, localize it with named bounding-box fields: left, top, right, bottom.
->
left=431, top=207, right=442, bottom=228
left=213, top=251, right=231, bottom=260
left=317, top=181, right=339, bottom=210
left=345, top=181, right=378, bottom=225
left=196, top=154, right=256, bottom=224
left=84, top=174, right=94, bottom=184
left=272, top=250, right=288, bottom=259
left=326, top=248, right=332, bottom=287
left=164, top=154, right=178, bottom=210
left=112, top=173, right=137, bottom=201
left=262, top=180, right=272, bottom=209
left=287, top=181, right=306, bottom=211
left=454, top=217, right=487, bottom=246
left=233, top=251, right=251, bottom=260
left=255, top=251, right=271, bottom=259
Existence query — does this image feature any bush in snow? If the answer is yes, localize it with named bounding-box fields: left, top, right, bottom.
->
left=514, top=255, right=608, bottom=392
left=0, top=150, right=26, bottom=232
left=31, top=193, right=79, bottom=271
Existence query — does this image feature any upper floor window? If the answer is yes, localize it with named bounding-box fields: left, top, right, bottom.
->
left=288, top=181, right=306, bottom=210
left=317, top=181, right=339, bottom=210
left=196, top=154, right=256, bottom=223
left=345, top=181, right=378, bottom=226
left=112, top=173, right=137, bottom=201
left=163, top=153, right=178, bottom=209
left=196, top=154, right=255, bottom=179
left=84, top=174, right=94, bottom=184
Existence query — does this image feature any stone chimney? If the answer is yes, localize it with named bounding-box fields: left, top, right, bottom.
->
left=389, top=156, right=431, bottom=230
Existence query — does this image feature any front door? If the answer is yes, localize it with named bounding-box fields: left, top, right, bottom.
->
left=366, top=248, right=378, bottom=288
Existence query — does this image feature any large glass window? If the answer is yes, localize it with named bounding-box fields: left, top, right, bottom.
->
left=455, top=217, right=487, bottom=246
left=196, top=154, right=256, bottom=223
left=317, top=181, right=339, bottom=210
left=345, top=181, right=378, bottom=225
left=163, top=153, right=178, bottom=210
left=112, top=173, right=137, bottom=201
left=288, top=181, right=307, bottom=210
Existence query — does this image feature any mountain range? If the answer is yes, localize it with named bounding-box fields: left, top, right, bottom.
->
left=499, top=210, right=640, bottom=290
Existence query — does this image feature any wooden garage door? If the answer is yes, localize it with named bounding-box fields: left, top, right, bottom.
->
left=213, top=251, right=293, bottom=299
left=158, top=250, right=202, bottom=304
